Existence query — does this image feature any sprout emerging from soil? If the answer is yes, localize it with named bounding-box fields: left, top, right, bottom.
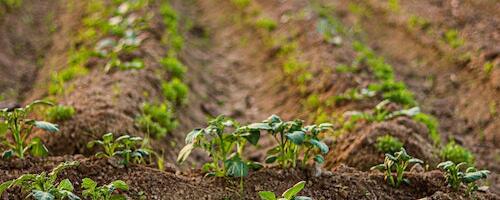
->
left=0, top=100, right=59, bottom=159
left=87, top=133, right=152, bottom=166
left=437, top=161, right=490, bottom=196
left=82, top=178, right=128, bottom=200
left=371, top=148, right=423, bottom=187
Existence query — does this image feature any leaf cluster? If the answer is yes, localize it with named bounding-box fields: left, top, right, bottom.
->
left=87, top=133, right=151, bottom=166
left=258, top=181, right=311, bottom=200
left=82, top=178, right=128, bottom=200
left=135, top=103, right=177, bottom=139
left=437, top=161, right=489, bottom=196
left=371, top=148, right=423, bottom=187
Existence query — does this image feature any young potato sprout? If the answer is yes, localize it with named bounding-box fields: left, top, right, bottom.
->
left=0, top=100, right=60, bottom=159
left=177, top=115, right=262, bottom=177
left=437, top=161, right=489, bottom=196
left=0, top=161, right=80, bottom=200
left=81, top=178, right=128, bottom=200
left=87, top=133, right=151, bottom=166
left=258, top=181, right=311, bottom=200
left=371, top=148, right=423, bottom=187
left=375, top=134, right=403, bottom=154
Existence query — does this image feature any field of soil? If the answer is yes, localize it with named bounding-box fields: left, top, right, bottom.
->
left=0, top=0, right=498, bottom=199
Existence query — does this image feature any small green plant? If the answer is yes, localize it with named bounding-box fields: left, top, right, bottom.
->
left=412, top=113, right=440, bottom=145
left=437, top=161, right=489, bottom=196
left=258, top=181, right=311, bottom=200
left=440, top=141, right=474, bottom=164
left=348, top=100, right=420, bottom=123
left=247, top=115, right=332, bottom=168
left=0, top=100, right=59, bottom=159
left=255, top=17, right=278, bottom=32
left=371, top=148, right=423, bottom=187
left=46, top=105, right=75, bottom=122
left=0, top=161, right=80, bottom=200
left=81, top=178, right=128, bottom=200
left=387, top=0, right=400, bottom=12
left=177, top=115, right=262, bottom=177
left=162, top=78, right=189, bottom=104
left=483, top=61, right=494, bottom=77
left=376, top=135, right=403, bottom=154
left=135, top=102, right=177, bottom=138
left=160, top=57, right=187, bottom=79
left=231, top=0, right=250, bottom=10
left=443, top=29, right=464, bottom=49
left=87, top=133, right=151, bottom=166
left=407, top=15, right=430, bottom=31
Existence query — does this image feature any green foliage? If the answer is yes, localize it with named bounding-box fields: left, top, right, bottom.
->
left=376, top=135, right=403, bottom=154
left=412, top=113, right=440, bottom=145
left=160, top=1, right=183, bottom=55
left=483, top=61, right=494, bottom=77
left=0, top=161, right=80, bottom=200
left=387, top=0, right=400, bottom=12
left=407, top=15, right=430, bottom=31
left=0, top=100, right=59, bottom=159
left=248, top=115, right=332, bottom=168
left=87, top=133, right=151, bottom=166
left=255, top=17, right=277, bottom=32
left=231, top=0, right=250, bottom=10
left=46, top=105, right=75, bottom=122
left=81, top=178, right=128, bottom=200
left=162, top=78, right=189, bottom=104
left=135, top=103, right=177, bottom=138
left=49, top=65, right=88, bottom=95
left=348, top=100, right=421, bottom=123
left=177, top=115, right=262, bottom=177
left=304, top=94, right=320, bottom=110
left=258, top=181, right=311, bottom=200
left=443, top=29, right=464, bottom=49
left=371, top=148, right=423, bottom=187
left=332, top=88, right=375, bottom=104
left=440, top=141, right=474, bottom=165
left=437, top=161, right=489, bottom=196
left=160, top=57, right=187, bottom=79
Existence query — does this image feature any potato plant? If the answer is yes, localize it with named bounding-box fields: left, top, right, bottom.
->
left=0, top=161, right=80, bottom=200
left=245, top=115, right=332, bottom=168
left=135, top=102, right=178, bottom=139
left=440, top=141, right=474, bottom=165
left=371, top=148, right=423, bottom=187
left=87, top=133, right=151, bottom=166
left=258, top=181, right=311, bottom=200
left=347, top=100, right=420, bottom=123
left=177, top=115, right=262, bottom=177
left=0, top=100, right=59, bottom=159
left=45, top=105, right=75, bottom=122
left=437, top=161, right=489, bottom=196
left=81, top=178, right=128, bottom=200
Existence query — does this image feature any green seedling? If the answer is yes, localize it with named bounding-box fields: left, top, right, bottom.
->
left=87, top=133, right=151, bottom=166
left=348, top=100, right=420, bottom=123
left=0, top=100, right=59, bottom=159
left=177, top=115, right=262, bottom=177
left=160, top=1, right=183, bottom=55
left=407, top=15, right=430, bottom=31
left=231, top=0, right=251, bottom=10
left=371, top=148, right=423, bottom=187
left=483, top=61, right=494, bottom=77
left=437, top=161, right=489, bottom=196
left=376, top=135, right=403, bottom=154
left=440, top=141, right=474, bottom=165
left=160, top=57, right=187, bottom=79
left=332, top=88, right=375, bottom=104
left=162, top=78, right=189, bottom=104
left=412, top=113, right=440, bottom=145
left=81, top=178, right=128, bottom=200
left=258, top=181, right=311, bottom=200
left=443, top=29, right=464, bottom=49
left=246, top=115, right=332, bottom=168
left=0, top=161, right=80, bottom=200
left=135, top=102, right=177, bottom=138
left=46, top=105, right=75, bottom=122
left=255, top=17, right=277, bottom=32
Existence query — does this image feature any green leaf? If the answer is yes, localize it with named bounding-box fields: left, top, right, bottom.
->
left=2, top=150, right=13, bottom=159
left=408, top=158, right=423, bottom=164
left=32, top=190, right=55, bottom=200
left=247, top=123, right=272, bottom=130
left=248, top=161, right=264, bottom=170
left=81, top=178, right=97, bottom=189
left=286, top=131, right=305, bottom=145
left=265, top=155, right=278, bottom=164
left=258, top=191, right=276, bottom=200
left=314, top=155, right=324, bottom=164
left=370, top=164, right=385, bottom=171
left=282, top=181, right=305, bottom=200
left=28, top=138, right=49, bottom=157
left=243, top=130, right=261, bottom=145
left=111, top=180, right=128, bottom=190
left=0, top=180, right=13, bottom=196
left=34, top=121, right=59, bottom=132
left=225, top=157, right=249, bottom=177
left=462, top=170, right=489, bottom=183
left=57, top=179, right=74, bottom=191
left=110, top=195, right=127, bottom=200
left=310, top=139, right=329, bottom=154
left=177, top=143, right=194, bottom=163
left=185, top=129, right=203, bottom=144
left=437, top=161, right=454, bottom=169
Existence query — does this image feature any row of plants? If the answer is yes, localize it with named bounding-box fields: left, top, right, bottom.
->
left=0, top=161, right=129, bottom=200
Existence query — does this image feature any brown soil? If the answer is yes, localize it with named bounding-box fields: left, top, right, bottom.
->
left=1, top=156, right=497, bottom=200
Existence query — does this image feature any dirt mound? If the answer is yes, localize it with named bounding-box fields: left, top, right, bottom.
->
left=325, top=117, right=439, bottom=170
left=1, top=156, right=496, bottom=200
